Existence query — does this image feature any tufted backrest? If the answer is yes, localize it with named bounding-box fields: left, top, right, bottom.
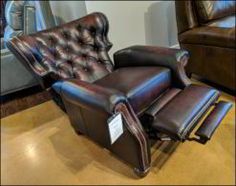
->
left=7, top=12, right=113, bottom=88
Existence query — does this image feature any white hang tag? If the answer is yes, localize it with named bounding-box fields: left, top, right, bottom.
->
left=107, top=113, right=124, bottom=144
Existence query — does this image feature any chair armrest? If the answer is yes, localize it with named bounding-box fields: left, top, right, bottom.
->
left=52, top=79, right=127, bottom=114
left=114, top=45, right=191, bottom=88
left=52, top=79, right=151, bottom=172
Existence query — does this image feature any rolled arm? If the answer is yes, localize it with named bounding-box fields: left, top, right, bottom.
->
left=114, top=45, right=191, bottom=88
left=52, top=79, right=127, bottom=114
left=53, top=79, right=151, bottom=173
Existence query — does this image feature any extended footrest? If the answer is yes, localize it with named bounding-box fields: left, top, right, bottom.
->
left=144, top=84, right=232, bottom=144
left=192, top=101, right=232, bottom=144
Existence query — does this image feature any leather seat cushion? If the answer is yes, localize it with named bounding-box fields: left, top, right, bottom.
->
left=151, top=85, right=219, bottom=140
left=179, top=16, right=235, bottom=48
left=95, top=66, right=171, bottom=114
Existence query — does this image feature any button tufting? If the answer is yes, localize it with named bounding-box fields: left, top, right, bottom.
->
left=77, top=38, right=83, bottom=45
left=77, top=24, right=82, bottom=31
left=90, top=30, right=96, bottom=36
left=67, top=60, right=72, bottom=64
left=48, top=36, right=54, bottom=41
left=14, top=13, right=113, bottom=82
left=53, top=52, right=58, bottom=57
left=62, top=31, right=69, bottom=38
left=94, top=45, right=99, bottom=51
left=90, top=27, right=96, bottom=33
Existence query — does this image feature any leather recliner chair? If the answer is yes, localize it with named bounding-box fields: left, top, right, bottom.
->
left=7, top=13, right=232, bottom=177
left=175, top=0, right=236, bottom=92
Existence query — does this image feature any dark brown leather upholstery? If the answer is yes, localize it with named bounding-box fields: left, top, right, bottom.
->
left=178, top=24, right=235, bottom=48
left=114, top=45, right=191, bottom=88
left=7, top=12, right=113, bottom=88
left=151, top=85, right=219, bottom=140
left=175, top=1, right=199, bottom=34
left=144, top=88, right=182, bottom=117
left=7, top=12, right=232, bottom=177
left=54, top=79, right=126, bottom=114
left=195, top=101, right=232, bottom=140
left=175, top=0, right=236, bottom=92
left=53, top=78, right=151, bottom=175
left=95, top=67, right=171, bottom=115
left=195, top=1, right=236, bottom=23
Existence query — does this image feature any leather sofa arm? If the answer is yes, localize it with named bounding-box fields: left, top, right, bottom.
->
left=52, top=79, right=127, bottom=114
left=113, top=45, right=191, bottom=88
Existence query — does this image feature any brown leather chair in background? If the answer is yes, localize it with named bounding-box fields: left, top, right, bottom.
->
left=7, top=12, right=232, bottom=177
left=175, top=0, right=235, bottom=92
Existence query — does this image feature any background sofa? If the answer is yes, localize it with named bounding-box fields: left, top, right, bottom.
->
left=175, top=0, right=235, bottom=92
left=1, top=0, right=59, bottom=96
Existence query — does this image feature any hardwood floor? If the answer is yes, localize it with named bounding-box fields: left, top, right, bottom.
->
left=1, top=86, right=52, bottom=118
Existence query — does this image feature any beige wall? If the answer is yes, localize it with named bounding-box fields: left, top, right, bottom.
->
left=85, top=1, right=178, bottom=56
left=50, top=1, right=178, bottom=56
left=50, top=1, right=87, bottom=23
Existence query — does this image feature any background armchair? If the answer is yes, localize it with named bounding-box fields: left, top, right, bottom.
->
left=4, top=0, right=57, bottom=44
left=1, top=0, right=59, bottom=96
left=175, top=0, right=235, bottom=92
left=7, top=12, right=232, bottom=177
